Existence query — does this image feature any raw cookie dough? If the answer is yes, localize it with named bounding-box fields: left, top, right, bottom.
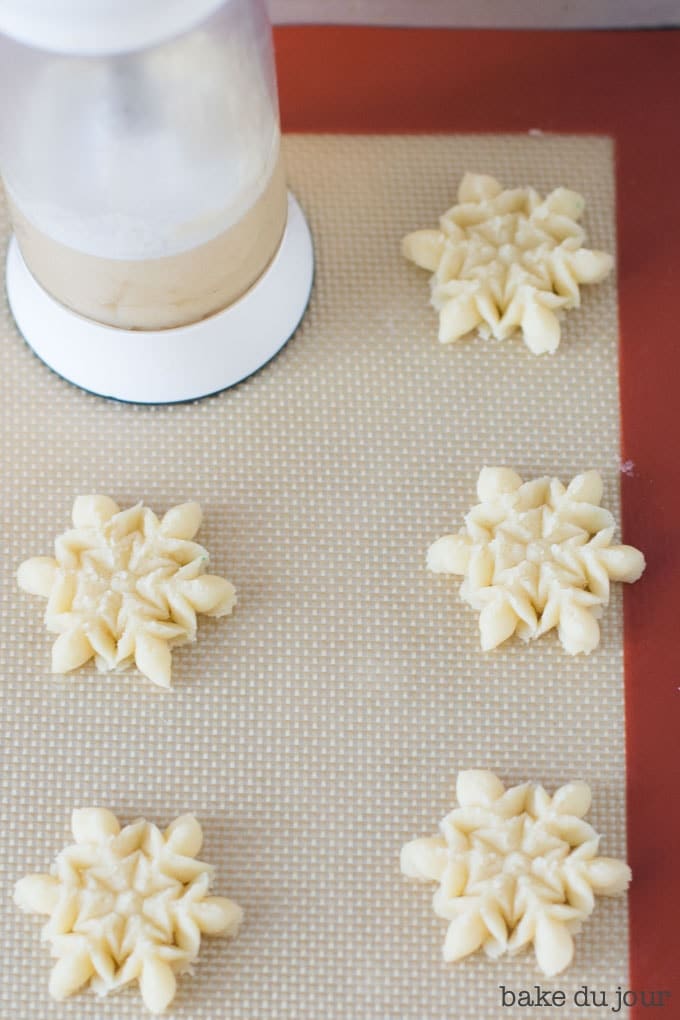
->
left=17, top=496, right=236, bottom=688
left=14, top=809, right=243, bottom=1014
left=402, top=172, right=613, bottom=354
left=401, top=770, right=631, bottom=976
left=427, top=467, right=645, bottom=654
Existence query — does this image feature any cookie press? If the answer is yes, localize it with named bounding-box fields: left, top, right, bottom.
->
left=0, top=0, right=313, bottom=402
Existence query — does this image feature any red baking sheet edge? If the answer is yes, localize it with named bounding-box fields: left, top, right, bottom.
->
left=275, top=25, right=680, bottom=1014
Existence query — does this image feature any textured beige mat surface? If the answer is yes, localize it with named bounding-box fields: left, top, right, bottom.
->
left=0, top=134, right=627, bottom=1019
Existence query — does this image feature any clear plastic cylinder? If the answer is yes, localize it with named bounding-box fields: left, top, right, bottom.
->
left=0, top=0, right=288, bottom=329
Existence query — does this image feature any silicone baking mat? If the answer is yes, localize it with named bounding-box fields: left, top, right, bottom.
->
left=0, top=132, right=629, bottom=1019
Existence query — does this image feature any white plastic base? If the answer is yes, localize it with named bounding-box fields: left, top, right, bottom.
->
left=5, top=193, right=314, bottom=404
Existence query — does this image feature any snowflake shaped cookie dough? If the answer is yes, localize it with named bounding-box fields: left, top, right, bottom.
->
left=14, top=809, right=243, bottom=1014
left=427, top=467, right=645, bottom=654
left=401, top=770, right=630, bottom=976
left=402, top=172, right=613, bottom=354
left=17, top=496, right=236, bottom=688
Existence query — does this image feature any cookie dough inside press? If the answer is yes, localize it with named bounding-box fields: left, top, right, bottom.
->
left=402, top=172, right=613, bottom=354
left=17, top=495, right=236, bottom=688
